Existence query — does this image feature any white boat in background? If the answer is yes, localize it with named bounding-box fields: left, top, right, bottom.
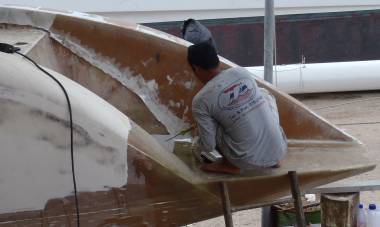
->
left=0, top=0, right=380, bottom=23
left=247, top=60, right=380, bottom=94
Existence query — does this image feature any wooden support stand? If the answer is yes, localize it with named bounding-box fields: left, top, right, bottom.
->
left=219, top=176, right=376, bottom=227
left=321, top=192, right=359, bottom=227
left=221, top=172, right=306, bottom=227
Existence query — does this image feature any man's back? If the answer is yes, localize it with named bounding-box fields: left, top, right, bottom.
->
left=192, top=67, right=287, bottom=168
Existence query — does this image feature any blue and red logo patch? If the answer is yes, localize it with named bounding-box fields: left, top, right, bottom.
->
left=218, top=78, right=256, bottom=110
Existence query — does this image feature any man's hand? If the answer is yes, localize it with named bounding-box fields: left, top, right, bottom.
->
left=191, top=136, right=204, bottom=163
left=165, top=124, right=197, bottom=141
left=190, top=122, right=198, bottom=137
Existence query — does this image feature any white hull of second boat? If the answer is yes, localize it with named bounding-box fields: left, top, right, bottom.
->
left=1, top=1, right=380, bottom=23
left=247, top=60, right=380, bottom=94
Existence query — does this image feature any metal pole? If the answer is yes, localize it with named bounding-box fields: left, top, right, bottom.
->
left=261, top=206, right=273, bottom=227
left=220, top=182, right=234, bottom=227
left=263, top=0, right=275, bottom=83
left=261, top=2, right=275, bottom=225
left=288, top=171, right=306, bottom=227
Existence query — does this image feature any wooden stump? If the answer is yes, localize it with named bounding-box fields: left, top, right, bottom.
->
left=321, top=192, right=359, bottom=227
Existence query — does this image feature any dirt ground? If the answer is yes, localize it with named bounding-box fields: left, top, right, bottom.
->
left=191, top=91, right=380, bottom=226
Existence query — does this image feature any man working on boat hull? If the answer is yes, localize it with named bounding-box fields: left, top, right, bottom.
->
left=188, top=42, right=287, bottom=174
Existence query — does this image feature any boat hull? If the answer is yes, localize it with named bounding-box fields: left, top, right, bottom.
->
left=0, top=6, right=375, bottom=226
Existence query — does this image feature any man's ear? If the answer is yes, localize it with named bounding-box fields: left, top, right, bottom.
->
left=193, top=65, right=202, bottom=74
left=190, top=64, right=196, bottom=72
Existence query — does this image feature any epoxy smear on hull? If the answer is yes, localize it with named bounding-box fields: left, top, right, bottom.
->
left=0, top=52, right=130, bottom=213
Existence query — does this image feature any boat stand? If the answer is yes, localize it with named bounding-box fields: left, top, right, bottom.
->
left=288, top=171, right=306, bottom=227
left=220, top=182, right=233, bottom=227
left=220, top=171, right=306, bottom=227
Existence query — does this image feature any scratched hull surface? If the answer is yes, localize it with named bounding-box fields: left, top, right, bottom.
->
left=0, top=52, right=220, bottom=226
left=0, top=6, right=376, bottom=226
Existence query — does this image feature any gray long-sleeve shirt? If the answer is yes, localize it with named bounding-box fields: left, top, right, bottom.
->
left=192, top=67, right=287, bottom=168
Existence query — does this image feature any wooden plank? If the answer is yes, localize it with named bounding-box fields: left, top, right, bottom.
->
left=232, top=196, right=293, bottom=212
left=321, top=192, right=359, bottom=227
left=308, top=180, right=380, bottom=194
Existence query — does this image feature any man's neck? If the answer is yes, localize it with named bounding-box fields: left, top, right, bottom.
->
left=206, top=68, right=221, bottom=82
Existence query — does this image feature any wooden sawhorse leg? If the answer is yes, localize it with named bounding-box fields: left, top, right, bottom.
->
left=220, top=182, right=234, bottom=227
left=289, top=171, right=306, bottom=227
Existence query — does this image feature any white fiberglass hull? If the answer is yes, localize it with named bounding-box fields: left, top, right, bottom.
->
left=0, top=52, right=131, bottom=213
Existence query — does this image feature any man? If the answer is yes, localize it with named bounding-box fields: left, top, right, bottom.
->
left=189, top=42, right=287, bottom=174
left=182, top=18, right=218, bottom=51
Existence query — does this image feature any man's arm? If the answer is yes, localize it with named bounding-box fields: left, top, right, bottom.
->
left=192, top=99, right=217, bottom=154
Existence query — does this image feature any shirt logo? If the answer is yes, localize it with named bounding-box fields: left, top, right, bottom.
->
left=218, top=78, right=256, bottom=110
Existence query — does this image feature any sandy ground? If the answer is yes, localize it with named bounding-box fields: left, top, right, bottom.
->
left=191, top=91, right=380, bottom=226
